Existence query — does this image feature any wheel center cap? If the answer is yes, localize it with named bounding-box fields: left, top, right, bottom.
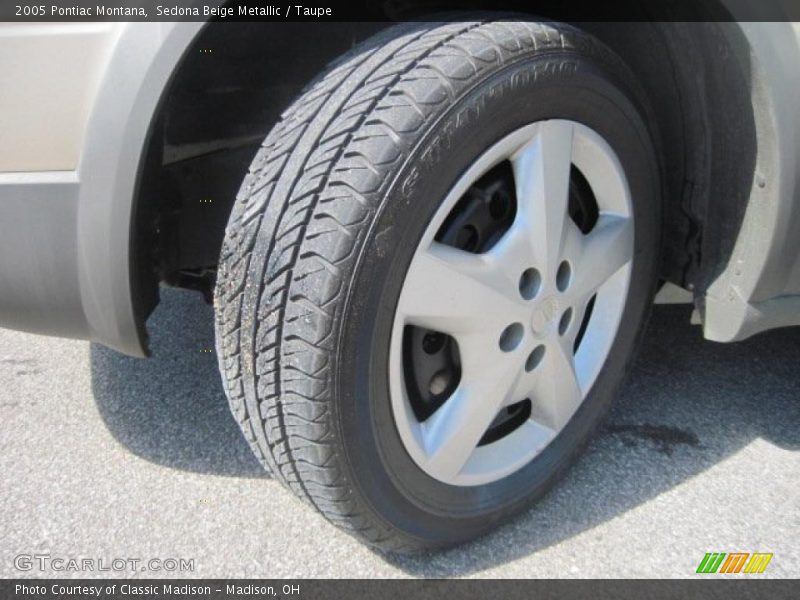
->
left=531, top=296, right=560, bottom=337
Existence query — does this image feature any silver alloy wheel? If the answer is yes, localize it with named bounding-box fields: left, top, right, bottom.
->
left=389, top=120, right=634, bottom=486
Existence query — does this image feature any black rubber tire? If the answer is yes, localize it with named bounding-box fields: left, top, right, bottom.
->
left=215, top=19, right=661, bottom=552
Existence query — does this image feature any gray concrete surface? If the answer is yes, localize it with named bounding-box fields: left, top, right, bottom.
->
left=1, top=289, right=798, bottom=578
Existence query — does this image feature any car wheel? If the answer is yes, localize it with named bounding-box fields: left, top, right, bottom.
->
left=215, top=19, right=661, bottom=551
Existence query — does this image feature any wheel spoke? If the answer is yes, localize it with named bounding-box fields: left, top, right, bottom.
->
left=531, top=337, right=583, bottom=430
left=564, top=214, right=633, bottom=302
left=512, top=121, right=575, bottom=277
left=396, top=241, right=521, bottom=334
left=563, top=293, right=594, bottom=351
left=423, top=357, right=521, bottom=481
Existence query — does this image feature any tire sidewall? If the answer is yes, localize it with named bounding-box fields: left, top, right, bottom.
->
left=336, top=54, right=660, bottom=546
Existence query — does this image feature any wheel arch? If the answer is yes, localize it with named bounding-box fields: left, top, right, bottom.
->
left=77, top=22, right=204, bottom=357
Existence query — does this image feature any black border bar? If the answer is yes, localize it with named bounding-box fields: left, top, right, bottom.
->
left=3, top=0, right=800, bottom=22
left=2, top=579, right=799, bottom=600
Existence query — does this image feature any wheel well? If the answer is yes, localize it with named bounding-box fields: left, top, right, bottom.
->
left=131, top=4, right=756, bottom=321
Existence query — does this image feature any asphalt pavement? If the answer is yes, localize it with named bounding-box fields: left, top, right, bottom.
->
left=1, top=289, right=798, bottom=578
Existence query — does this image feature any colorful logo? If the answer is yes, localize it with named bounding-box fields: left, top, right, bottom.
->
left=696, top=552, right=773, bottom=574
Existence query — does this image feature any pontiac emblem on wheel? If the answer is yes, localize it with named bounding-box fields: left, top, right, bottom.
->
left=531, top=296, right=560, bottom=337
